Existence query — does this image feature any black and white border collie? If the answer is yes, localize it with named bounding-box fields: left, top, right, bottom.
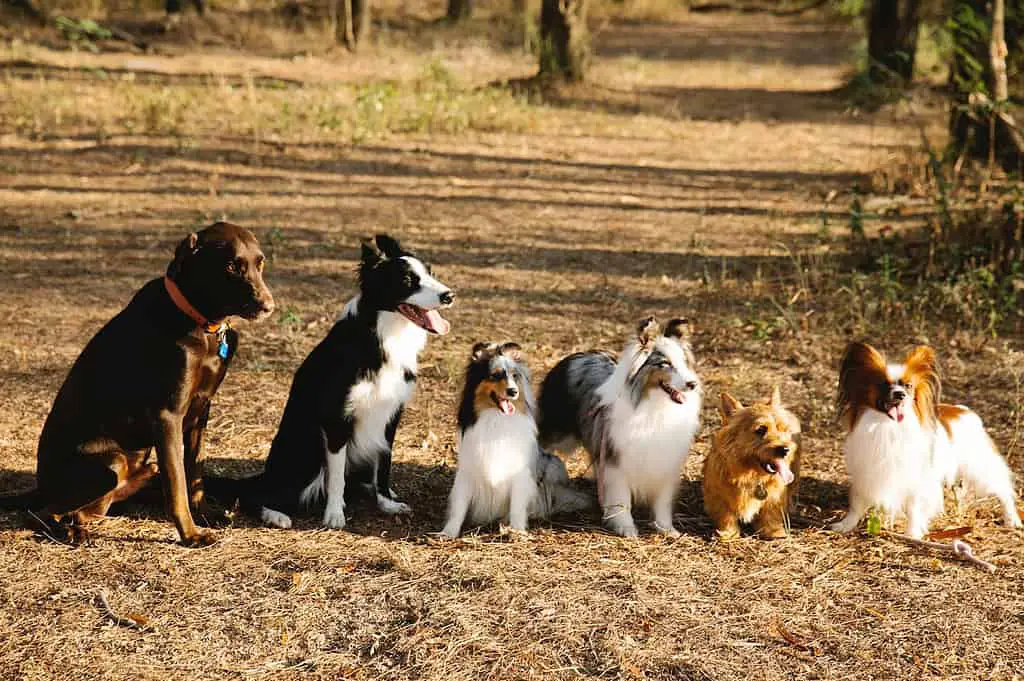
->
left=440, top=342, right=588, bottom=538
left=234, top=234, right=453, bottom=529
left=537, top=317, right=702, bottom=538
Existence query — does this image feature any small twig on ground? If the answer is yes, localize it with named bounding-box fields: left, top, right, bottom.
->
left=886, top=533, right=997, bottom=573
left=95, top=590, right=153, bottom=631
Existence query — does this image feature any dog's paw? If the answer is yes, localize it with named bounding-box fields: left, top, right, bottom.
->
left=654, top=524, right=681, bottom=539
left=609, top=523, right=639, bottom=538
left=829, top=516, right=860, bottom=534
left=438, top=523, right=462, bottom=539
left=180, top=529, right=218, bottom=548
left=376, top=495, right=412, bottom=516
left=322, top=507, right=347, bottom=530
left=260, top=507, right=293, bottom=529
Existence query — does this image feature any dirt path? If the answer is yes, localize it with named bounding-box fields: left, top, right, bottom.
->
left=1, top=10, right=1022, bottom=681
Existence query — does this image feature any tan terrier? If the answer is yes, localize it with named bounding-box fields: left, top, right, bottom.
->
left=702, top=387, right=801, bottom=540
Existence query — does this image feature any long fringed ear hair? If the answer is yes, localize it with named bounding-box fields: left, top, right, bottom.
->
left=904, top=345, right=941, bottom=428
left=836, top=341, right=888, bottom=429
left=627, top=316, right=660, bottom=379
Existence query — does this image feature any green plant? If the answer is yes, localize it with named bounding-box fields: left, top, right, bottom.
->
left=55, top=16, right=112, bottom=53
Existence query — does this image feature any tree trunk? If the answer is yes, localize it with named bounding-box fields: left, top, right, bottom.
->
left=950, top=0, right=1024, bottom=173
left=165, top=0, right=204, bottom=15
left=866, top=0, right=921, bottom=83
left=2, top=0, right=46, bottom=23
left=447, top=0, right=471, bottom=22
left=335, top=0, right=370, bottom=50
left=539, top=0, right=589, bottom=81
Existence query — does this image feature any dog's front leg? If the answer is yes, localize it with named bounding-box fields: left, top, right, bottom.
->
left=440, top=470, right=472, bottom=538
left=156, top=410, right=214, bottom=546
left=323, top=444, right=348, bottom=529
left=507, top=474, right=536, bottom=532
left=183, top=403, right=228, bottom=527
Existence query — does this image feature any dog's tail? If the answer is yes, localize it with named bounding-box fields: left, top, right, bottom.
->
left=0, top=488, right=42, bottom=511
left=203, top=474, right=262, bottom=516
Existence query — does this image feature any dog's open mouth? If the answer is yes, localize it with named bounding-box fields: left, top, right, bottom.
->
left=398, top=303, right=451, bottom=335
left=762, top=459, right=795, bottom=485
left=884, top=401, right=906, bottom=423
left=660, top=381, right=686, bottom=404
left=490, top=391, right=516, bottom=415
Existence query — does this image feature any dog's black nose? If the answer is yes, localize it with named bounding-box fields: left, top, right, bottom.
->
left=774, top=445, right=790, bottom=457
left=891, top=388, right=906, bottom=401
left=684, top=380, right=698, bottom=391
left=506, top=386, right=519, bottom=399
left=439, top=290, right=455, bottom=305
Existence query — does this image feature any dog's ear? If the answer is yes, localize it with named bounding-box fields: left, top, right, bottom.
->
left=769, top=386, right=782, bottom=408
left=663, top=318, right=691, bottom=341
left=720, top=392, right=742, bottom=422
left=361, top=236, right=384, bottom=265
left=167, top=232, right=199, bottom=278
left=637, top=316, right=659, bottom=348
left=499, top=342, right=523, bottom=363
left=471, top=342, right=498, bottom=362
left=374, top=234, right=404, bottom=259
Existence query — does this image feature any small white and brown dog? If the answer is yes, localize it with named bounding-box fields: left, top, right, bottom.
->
left=440, top=342, right=588, bottom=538
left=831, top=341, right=1021, bottom=538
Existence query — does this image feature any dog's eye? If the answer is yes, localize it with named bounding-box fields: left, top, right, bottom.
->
left=490, top=371, right=505, bottom=381
left=226, top=261, right=237, bottom=274
left=256, top=256, right=265, bottom=272
left=755, top=425, right=768, bottom=437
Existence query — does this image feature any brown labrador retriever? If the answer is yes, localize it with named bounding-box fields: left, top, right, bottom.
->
left=0, top=222, right=273, bottom=546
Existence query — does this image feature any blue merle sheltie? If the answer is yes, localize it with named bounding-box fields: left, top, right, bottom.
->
left=537, top=317, right=702, bottom=537
left=440, top=342, right=589, bottom=538
left=209, top=234, right=454, bottom=529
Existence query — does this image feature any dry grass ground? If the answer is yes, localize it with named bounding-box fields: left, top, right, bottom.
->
left=2, top=3, right=1024, bottom=680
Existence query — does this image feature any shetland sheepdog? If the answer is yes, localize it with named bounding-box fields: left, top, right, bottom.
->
left=207, top=234, right=454, bottom=530
left=831, top=341, right=1021, bottom=538
left=537, top=317, right=702, bottom=537
left=440, top=342, right=589, bottom=537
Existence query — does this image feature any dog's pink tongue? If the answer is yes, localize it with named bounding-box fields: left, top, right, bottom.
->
left=422, top=309, right=450, bottom=335
left=887, top=404, right=905, bottom=422
left=499, top=399, right=515, bottom=415
left=776, top=459, right=795, bottom=485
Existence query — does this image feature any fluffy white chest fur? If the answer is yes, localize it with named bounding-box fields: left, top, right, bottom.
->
left=455, top=411, right=539, bottom=524
left=606, top=391, right=702, bottom=499
left=343, top=310, right=425, bottom=463
left=843, top=409, right=940, bottom=517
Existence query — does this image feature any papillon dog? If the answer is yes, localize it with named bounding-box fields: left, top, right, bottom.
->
left=831, top=341, right=1021, bottom=538
left=440, top=342, right=589, bottom=538
left=538, top=317, right=702, bottom=537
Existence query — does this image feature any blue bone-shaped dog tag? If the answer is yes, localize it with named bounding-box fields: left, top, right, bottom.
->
left=218, top=338, right=230, bottom=359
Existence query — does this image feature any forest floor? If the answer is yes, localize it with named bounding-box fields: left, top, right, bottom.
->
left=1, top=2, right=1022, bottom=680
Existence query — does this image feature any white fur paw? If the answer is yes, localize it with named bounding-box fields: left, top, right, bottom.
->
left=1005, top=512, right=1023, bottom=529
left=829, top=517, right=859, bottom=534
left=260, top=507, right=292, bottom=529
left=322, top=507, right=347, bottom=530
left=654, top=523, right=681, bottom=538
left=376, top=495, right=412, bottom=515
left=438, top=526, right=461, bottom=540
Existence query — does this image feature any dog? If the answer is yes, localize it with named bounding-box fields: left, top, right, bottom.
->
left=207, top=234, right=453, bottom=530
left=440, top=342, right=589, bottom=538
left=537, top=316, right=702, bottom=537
left=702, top=387, right=801, bottom=540
left=831, top=341, right=1021, bottom=538
left=0, top=222, right=274, bottom=546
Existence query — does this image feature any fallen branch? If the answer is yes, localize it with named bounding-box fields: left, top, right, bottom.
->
left=95, top=590, right=153, bottom=631
left=886, top=533, right=997, bottom=573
